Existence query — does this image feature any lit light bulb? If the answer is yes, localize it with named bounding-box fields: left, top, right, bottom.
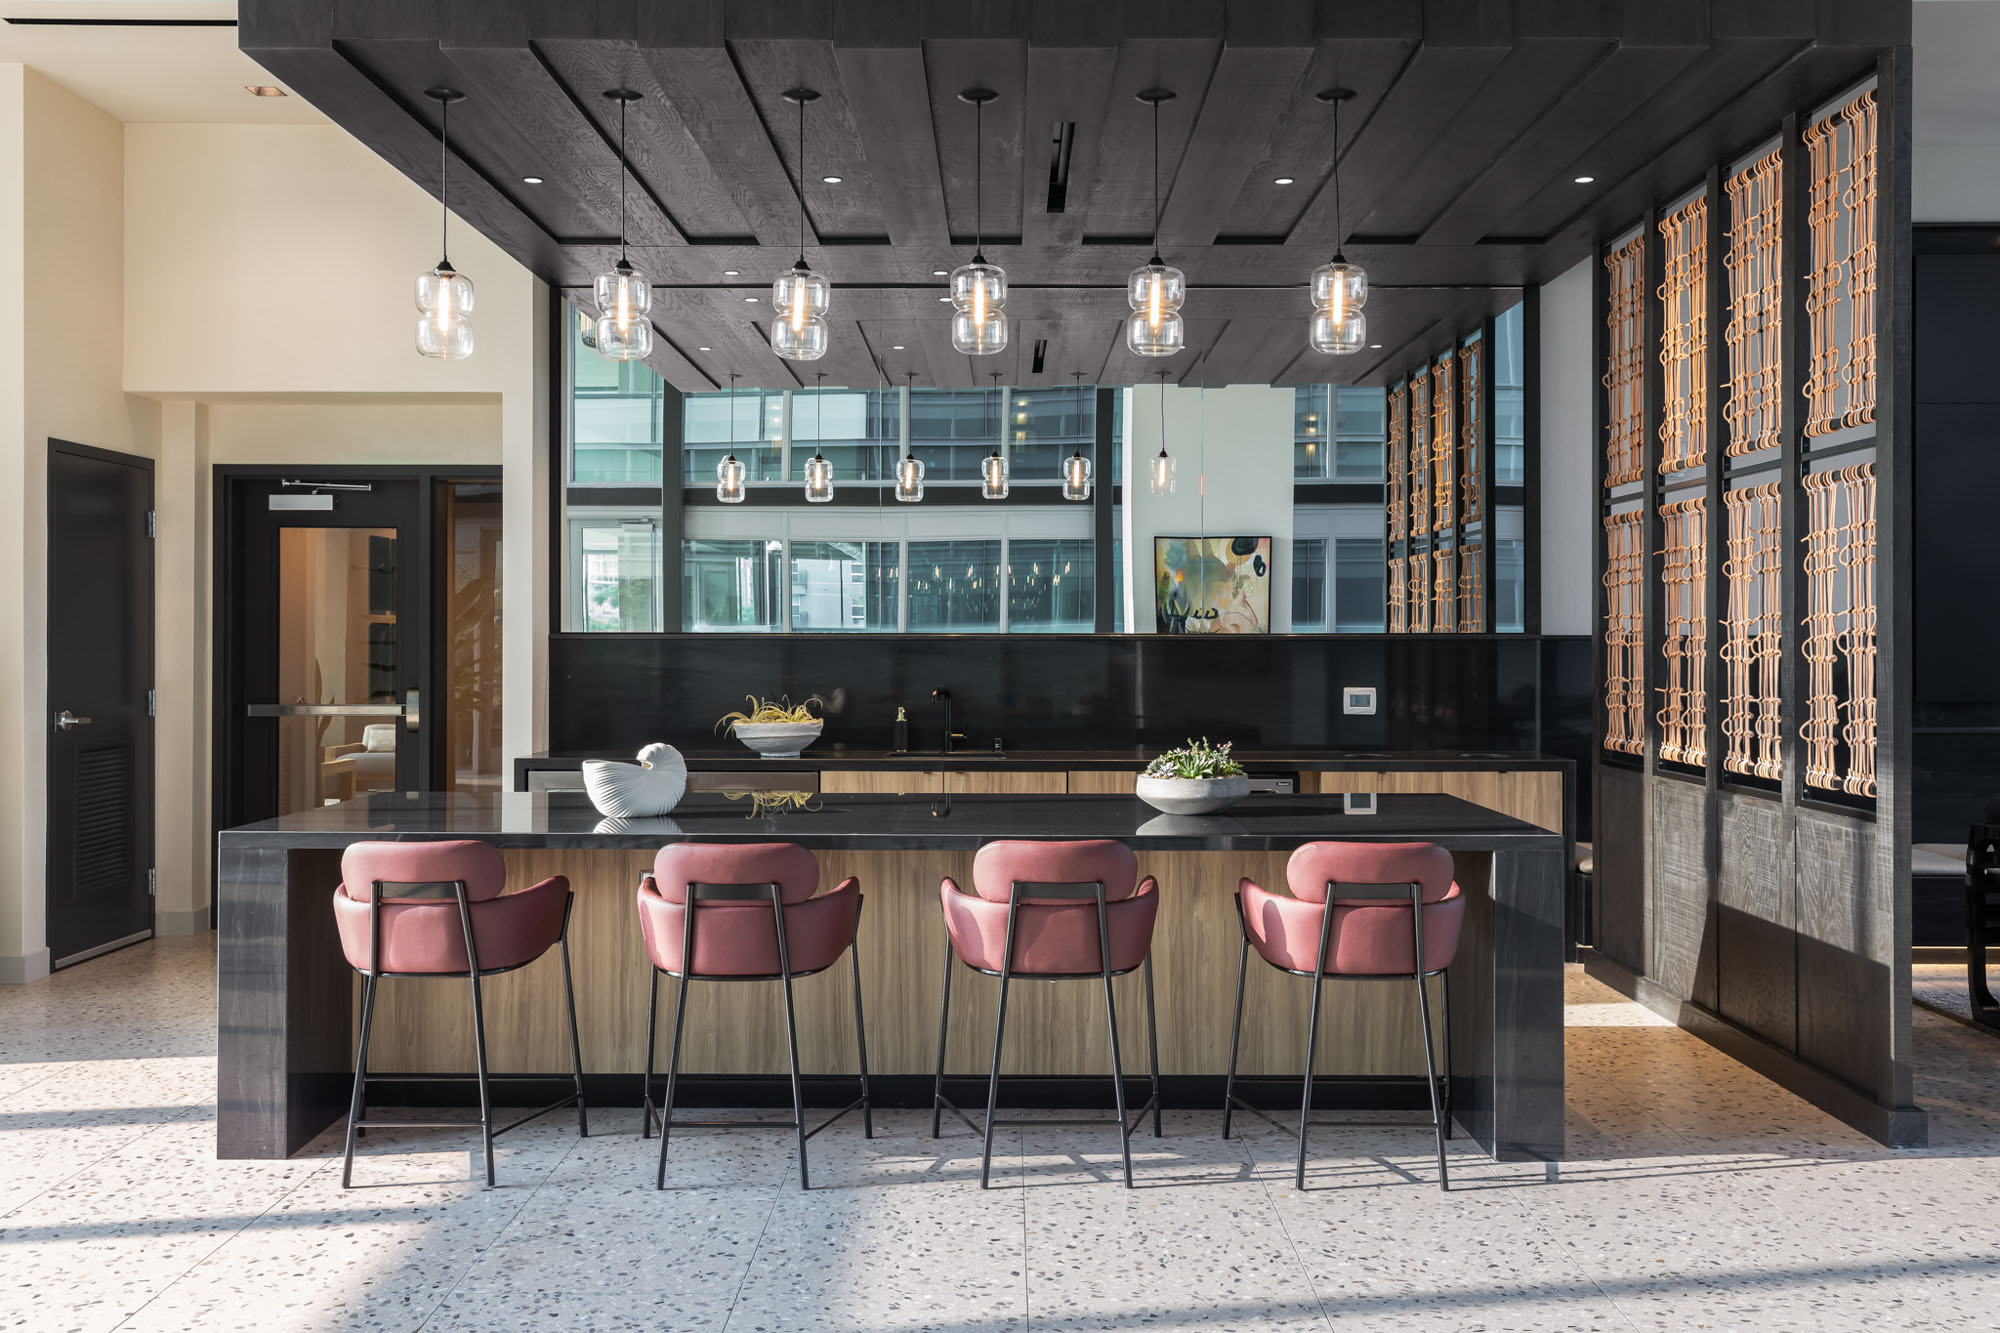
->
left=1061, top=449, right=1092, bottom=502
left=803, top=452, right=834, bottom=503
left=1150, top=448, right=1176, bottom=495
left=895, top=453, right=925, bottom=503
left=981, top=449, right=1010, bottom=500
left=716, top=454, right=746, bottom=504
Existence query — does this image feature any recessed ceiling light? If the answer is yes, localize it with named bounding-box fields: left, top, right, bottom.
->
left=722, top=269, right=740, bottom=277
left=522, top=175, right=544, bottom=185
left=932, top=269, right=948, bottom=277
left=698, top=346, right=712, bottom=351
left=892, top=344, right=906, bottom=350
left=1369, top=343, right=1382, bottom=349
left=245, top=85, right=287, bottom=98
left=821, top=174, right=843, bottom=184
left=1574, top=174, right=1595, bottom=184
left=938, top=295, right=951, bottom=302
left=745, top=296, right=759, bottom=303
left=1273, top=176, right=1295, bottom=186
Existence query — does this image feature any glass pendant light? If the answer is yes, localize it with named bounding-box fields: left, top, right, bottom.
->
left=1127, top=89, right=1185, bottom=358
left=773, top=90, right=829, bottom=362
left=893, top=363, right=924, bottom=502
left=981, top=371, right=1010, bottom=499
left=716, top=373, right=747, bottom=503
left=1308, top=89, right=1368, bottom=356
left=1149, top=370, right=1176, bottom=494
left=593, top=90, right=652, bottom=361
left=802, top=373, right=834, bottom=502
left=1061, top=371, right=1092, bottom=501
left=950, top=89, right=1007, bottom=356
left=416, top=89, right=474, bottom=359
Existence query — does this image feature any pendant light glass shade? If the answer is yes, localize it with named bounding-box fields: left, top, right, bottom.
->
left=803, top=452, right=835, bottom=503
left=775, top=91, right=831, bottom=362
left=715, top=453, right=747, bottom=503
left=949, top=91, right=1007, bottom=356
left=894, top=453, right=926, bottom=503
left=1149, top=448, right=1176, bottom=494
left=1126, top=89, right=1185, bottom=359
left=594, top=261, right=653, bottom=361
left=981, top=449, right=1010, bottom=500
left=716, top=373, right=747, bottom=503
left=951, top=305, right=1008, bottom=357
left=1309, top=307, right=1367, bottom=355
left=416, top=89, right=472, bottom=360
left=1310, top=259, right=1367, bottom=319
left=1061, top=449, right=1092, bottom=502
left=416, top=262, right=474, bottom=360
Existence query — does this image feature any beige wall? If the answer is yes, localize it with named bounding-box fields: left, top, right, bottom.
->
left=0, top=89, right=548, bottom=979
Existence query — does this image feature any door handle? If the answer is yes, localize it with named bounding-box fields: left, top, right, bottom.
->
left=54, top=710, right=92, bottom=732
left=245, top=703, right=405, bottom=718
left=404, top=687, right=420, bottom=734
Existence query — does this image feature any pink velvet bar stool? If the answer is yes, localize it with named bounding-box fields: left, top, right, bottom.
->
left=636, top=843, right=871, bottom=1191
left=933, top=839, right=1161, bottom=1189
left=1222, top=841, right=1462, bottom=1191
left=332, top=840, right=587, bottom=1189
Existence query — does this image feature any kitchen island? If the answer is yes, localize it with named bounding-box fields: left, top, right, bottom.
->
left=216, top=790, right=1564, bottom=1164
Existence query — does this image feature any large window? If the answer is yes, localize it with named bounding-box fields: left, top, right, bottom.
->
left=1495, top=303, right=1526, bottom=485
left=1293, top=506, right=1388, bottom=632
left=1295, top=385, right=1388, bottom=481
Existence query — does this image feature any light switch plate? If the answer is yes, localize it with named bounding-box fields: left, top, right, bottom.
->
left=1342, top=685, right=1377, bottom=716
left=1343, top=792, right=1378, bottom=815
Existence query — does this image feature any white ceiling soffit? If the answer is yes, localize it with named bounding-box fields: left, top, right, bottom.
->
left=0, top=1, right=325, bottom=123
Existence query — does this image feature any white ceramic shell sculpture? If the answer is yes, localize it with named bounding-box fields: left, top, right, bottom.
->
left=582, top=743, right=688, bottom=819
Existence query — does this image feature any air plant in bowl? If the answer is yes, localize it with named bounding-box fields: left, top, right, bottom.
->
left=1135, top=738, right=1251, bottom=815
left=716, top=695, right=826, bottom=759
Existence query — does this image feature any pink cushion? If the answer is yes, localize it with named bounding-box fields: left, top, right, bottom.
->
left=651, top=842, right=820, bottom=905
left=341, top=840, right=506, bottom=903
left=1239, top=877, right=1463, bottom=976
left=637, top=875, right=860, bottom=977
left=1285, top=841, right=1456, bottom=905
left=940, top=875, right=1159, bottom=975
left=333, top=874, right=569, bottom=975
left=966, top=839, right=1141, bottom=903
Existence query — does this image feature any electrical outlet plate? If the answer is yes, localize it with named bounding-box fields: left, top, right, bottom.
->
left=1342, top=686, right=1377, bottom=716
left=1343, top=792, right=1378, bottom=816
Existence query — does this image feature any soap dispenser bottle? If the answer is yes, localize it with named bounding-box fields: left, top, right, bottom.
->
left=893, top=706, right=909, bottom=753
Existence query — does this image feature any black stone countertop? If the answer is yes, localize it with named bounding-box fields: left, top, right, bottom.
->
left=516, top=746, right=1571, bottom=776
left=217, top=790, right=1562, bottom=854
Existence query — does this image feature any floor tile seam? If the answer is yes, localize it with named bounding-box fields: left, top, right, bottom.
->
left=716, top=1159, right=788, bottom=1333
left=0, top=1097, right=211, bottom=1224
left=106, top=1141, right=342, bottom=1330
left=412, top=1126, right=590, bottom=1332
left=1256, top=1176, right=1338, bottom=1333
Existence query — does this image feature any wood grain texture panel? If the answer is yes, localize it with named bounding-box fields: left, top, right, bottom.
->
left=1716, top=792, right=1795, bottom=1050
left=361, top=848, right=1454, bottom=1080
left=1068, top=770, right=1137, bottom=795
left=820, top=769, right=945, bottom=795
left=1648, top=779, right=1711, bottom=1001
left=1306, top=769, right=1562, bottom=833
left=944, top=770, right=1067, bottom=795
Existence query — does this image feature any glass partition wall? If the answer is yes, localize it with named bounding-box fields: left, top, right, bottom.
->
left=557, top=300, right=1527, bottom=635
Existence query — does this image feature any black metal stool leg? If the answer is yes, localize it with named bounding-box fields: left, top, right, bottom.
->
left=341, top=972, right=378, bottom=1189
left=779, top=967, right=809, bottom=1190
left=1440, top=971, right=1454, bottom=1140
left=560, top=931, right=588, bottom=1137
left=1096, top=891, right=1132, bottom=1189
left=980, top=968, right=1011, bottom=1189
left=851, top=938, right=874, bottom=1140
left=1297, top=971, right=1325, bottom=1191
left=1417, top=970, right=1449, bottom=1192
left=467, top=967, right=495, bottom=1188
left=1144, top=954, right=1161, bottom=1138
left=1222, top=934, right=1248, bottom=1140
left=641, top=968, right=659, bottom=1139
left=931, top=937, right=953, bottom=1140
left=656, top=967, right=689, bottom=1190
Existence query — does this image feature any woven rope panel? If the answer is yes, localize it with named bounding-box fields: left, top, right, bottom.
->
left=1804, top=91, right=1878, bottom=438
left=1657, top=496, right=1709, bottom=767
left=1387, top=554, right=1407, bottom=634
left=1387, top=383, right=1408, bottom=543
left=1603, top=509, right=1646, bottom=754
left=1431, top=354, right=1455, bottom=533
left=1603, top=235, right=1647, bottom=487
left=1409, top=550, right=1433, bottom=634
left=1457, top=540, right=1484, bottom=634
left=1723, top=151, right=1783, bottom=456
left=1802, top=464, right=1877, bottom=796
left=1657, top=196, right=1709, bottom=474
left=1409, top=370, right=1432, bottom=537
left=1721, top=483, right=1783, bottom=779
left=1459, top=339, right=1483, bottom=527
left=1433, top=546, right=1456, bottom=635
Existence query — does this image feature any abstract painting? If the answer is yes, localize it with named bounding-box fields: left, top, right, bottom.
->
left=1154, top=537, right=1272, bottom=634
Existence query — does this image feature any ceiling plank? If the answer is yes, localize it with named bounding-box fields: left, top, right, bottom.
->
left=836, top=41, right=953, bottom=247
left=730, top=37, right=890, bottom=241
left=1155, top=41, right=1313, bottom=249
left=1017, top=37, right=1118, bottom=252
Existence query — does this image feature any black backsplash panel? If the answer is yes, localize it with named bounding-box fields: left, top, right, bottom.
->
left=548, top=634, right=1592, bottom=828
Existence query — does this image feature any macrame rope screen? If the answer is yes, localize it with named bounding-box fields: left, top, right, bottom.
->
left=1721, top=483, right=1784, bottom=779
left=1657, top=495, right=1709, bottom=767
left=1723, top=150, right=1784, bottom=456
left=1409, top=550, right=1433, bottom=634
left=1602, top=235, right=1647, bottom=487
left=1433, top=545, right=1456, bottom=636
left=1431, top=353, right=1456, bottom=533
left=1602, top=509, right=1645, bottom=755
left=1657, top=196, right=1709, bottom=474
left=1804, top=91, right=1878, bottom=438
left=1409, top=370, right=1432, bottom=538
left=1387, top=555, right=1407, bottom=635
left=1458, top=540, right=1484, bottom=634
left=1802, top=463, right=1878, bottom=796
left=1387, top=383, right=1408, bottom=542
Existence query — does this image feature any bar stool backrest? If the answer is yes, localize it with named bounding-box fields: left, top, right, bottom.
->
left=340, top=840, right=507, bottom=903
left=1286, top=842, right=1454, bottom=905
left=652, top=843, right=820, bottom=905
left=971, top=840, right=1139, bottom=903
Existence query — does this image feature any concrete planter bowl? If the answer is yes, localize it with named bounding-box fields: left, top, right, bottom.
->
left=730, top=720, right=824, bottom=759
left=1134, top=773, right=1251, bottom=816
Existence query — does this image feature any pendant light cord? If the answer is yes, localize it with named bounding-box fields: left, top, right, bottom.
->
left=618, top=95, right=629, bottom=264
left=728, top=372, right=740, bottom=458
left=1158, top=373, right=1167, bottom=457
left=1150, top=96, right=1162, bottom=262
left=974, top=96, right=984, bottom=257
left=797, top=96, right=808, bottom=267
left=1331, top=98, right=1342, bottom=259
left=439, top=96, right=450, bottom=264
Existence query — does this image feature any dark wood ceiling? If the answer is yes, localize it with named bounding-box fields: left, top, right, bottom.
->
left=242, top=1, right=1903, bottom=392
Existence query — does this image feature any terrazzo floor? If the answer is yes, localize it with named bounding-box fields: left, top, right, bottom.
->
left=4, top=936, right=1999, bottom=1331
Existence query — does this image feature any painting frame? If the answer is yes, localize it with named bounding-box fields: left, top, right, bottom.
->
left=1154, top=536, right=1273, bottom=634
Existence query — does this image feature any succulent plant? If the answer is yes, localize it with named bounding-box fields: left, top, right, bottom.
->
left=1142, top=738, right=1245, bottom=780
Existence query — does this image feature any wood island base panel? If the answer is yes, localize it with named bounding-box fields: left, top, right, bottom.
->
left=216, top=792, right=1564, bottom=1164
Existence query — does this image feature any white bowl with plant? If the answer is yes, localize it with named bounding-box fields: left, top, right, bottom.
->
left=718, top=695, right=825, bottom=759
left=1135, top=738, right=1251, bottom=815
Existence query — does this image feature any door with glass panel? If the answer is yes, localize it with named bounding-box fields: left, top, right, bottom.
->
left=216, top=472, right=504, bottom=839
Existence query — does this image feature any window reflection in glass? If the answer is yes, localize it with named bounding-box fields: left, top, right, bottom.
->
left=790, top=388, right=896, bottom=482
left=1291, top=537, right=1328, bottom=631
left=1008, top=386, right=1095, bottom=483
left=568, top=308, right=664, bottom=486
left=1333, top=536, right=1387, bottom=632
left=683, top=538, right=780, bottom=631
left=1495, top=302, right=1526, bottom=484
left=1007, top=538, right=1094, bottom=631
left=791, top=540, right=898, bottom=631
left=1295, top=385, right=1386, bottom=481
left=575, top=519, right=659, bottom=632
left=683, top=390, right=786, bottom=483
left=907, top=540, right=1002, bottom=632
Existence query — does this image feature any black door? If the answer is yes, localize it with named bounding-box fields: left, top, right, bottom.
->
left=216, top=476, right=430, bottom=831
left=47, top=441, right=155, bottom=969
